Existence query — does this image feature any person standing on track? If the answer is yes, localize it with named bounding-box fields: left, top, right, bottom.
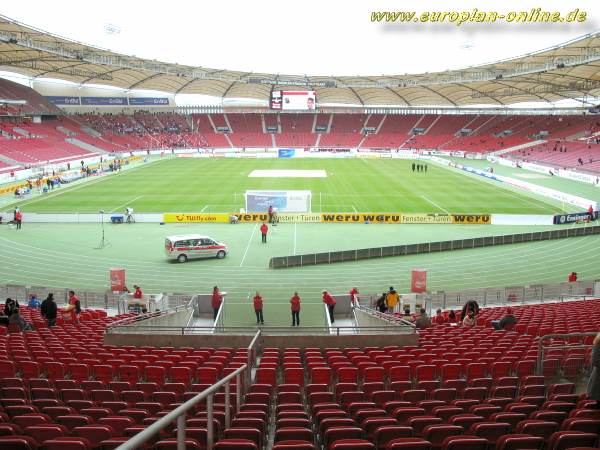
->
left=260, top=222, right=268, bottom=243
left=211, top=286, right=223, bottom=320
left=290, top=292, right=301, bottom=326
left=14, top=210, right=22, bottom=230
left=253, top=291, right=264, bottom=325
left=322, top=290, right=336, bottom=324
left=349, top=287, right=359, bottom=306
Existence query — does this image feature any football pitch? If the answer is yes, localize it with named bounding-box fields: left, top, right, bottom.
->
left=4, top=157, right=571, bottom=214
left=1, top=156, right=598, bottom=327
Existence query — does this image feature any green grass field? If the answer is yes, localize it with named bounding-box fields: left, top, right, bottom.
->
left=1, top=156, right=597, bottom=327
left=3, top=157, right=571, bottom=214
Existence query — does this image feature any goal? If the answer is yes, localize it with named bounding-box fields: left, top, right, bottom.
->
left=245, top=190, right=312, bottom=213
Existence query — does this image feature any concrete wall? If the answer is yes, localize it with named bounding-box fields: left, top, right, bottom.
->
left=103, top=331, right=418, bottom=349
left=113, top=310, right=193, bottom=333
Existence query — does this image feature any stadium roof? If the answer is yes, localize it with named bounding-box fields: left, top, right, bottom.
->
left=1, top=14, right=600, bottom=107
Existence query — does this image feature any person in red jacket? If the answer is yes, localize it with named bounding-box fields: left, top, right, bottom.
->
left=253, top=291, right=264, bottom=325
left=211, top=286, right=223, bottom=320
left=434, top=308, right=445, bottom=325
left=349, top=287, right=359, bottom=306
left=322, top=290, right=336, bottom=324
left=68, top=290, right=80, bottom=322
left=568, top=272, right=578, bottom=282
left=260, top=223, right=268, bottom=243
left=290, top=292, right=301, bottom=326
left=14, top=210, right=22, bottom=230
left=133, top=285, right=143, bottom=299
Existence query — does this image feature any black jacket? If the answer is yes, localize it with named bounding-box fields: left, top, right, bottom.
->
left=40, top=298, right=57, bottom=319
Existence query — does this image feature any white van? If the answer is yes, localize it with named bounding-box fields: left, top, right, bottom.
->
left=165, top=234, right=228, bottom=263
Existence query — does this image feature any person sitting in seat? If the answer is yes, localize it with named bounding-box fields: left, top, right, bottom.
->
left=9, top=307, right=34, bottom=331
left=447, top=310, right=457, bottom=323
left=414, top=308, right=432, bottom=329
left=492, top=307, right=518, bottom=330
left=434, top=309, right=445, bottom=325
left=462, top=310, right=476, bottom=327
left=401, top=308, right=413, bottom=322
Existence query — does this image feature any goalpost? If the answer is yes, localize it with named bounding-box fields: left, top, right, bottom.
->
left=245, top=190, right=312, bottom=213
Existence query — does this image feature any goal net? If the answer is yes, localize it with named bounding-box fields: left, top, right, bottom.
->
left=245, top=190, right=312, bottom=213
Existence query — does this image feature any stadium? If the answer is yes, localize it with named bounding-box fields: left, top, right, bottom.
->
left=1, top=2, right=600, bottom=449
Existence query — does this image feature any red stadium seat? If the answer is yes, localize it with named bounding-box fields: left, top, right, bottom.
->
left=496, top=433, right=544, bottom=450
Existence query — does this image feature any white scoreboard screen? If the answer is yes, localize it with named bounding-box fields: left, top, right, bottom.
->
left=270, top=90, right=316, bottom=110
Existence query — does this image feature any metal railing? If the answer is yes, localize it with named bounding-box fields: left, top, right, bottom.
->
left=104, top=324, right=413, bottom=335
left=355, top=303, right=416, bottom=328
left=213, top=298, right=225, bottom=333
left=115, top=363, right=247, bottom=450
left=106, top=302, right=194, bottom=331
left=536, top=332, right=598, bottom=375
left=421, top=280, right=599, bottom=315
left=0, top=283, right=122, bottom=310
left=246, top=330, right=261, bottom=388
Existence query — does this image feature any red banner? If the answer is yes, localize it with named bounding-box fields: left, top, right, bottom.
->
left=110, top=268, right=126, bottom=292
left=411, top=269, right=427, bottom=293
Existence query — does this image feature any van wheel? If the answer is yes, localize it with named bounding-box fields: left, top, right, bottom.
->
left=177, top=254, right=187, bottom=263
left=216, top=250, right=226, bottom=259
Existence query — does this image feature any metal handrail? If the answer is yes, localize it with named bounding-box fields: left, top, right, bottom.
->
left=356, top=304, right=417, bottom=328
left=536, top=332, right=599, bottom=374
left=106, top=302, right=192, bottom=329
left=213, top=297, right=226, bottom=333
left=105, top=325, right=412, bottom=332
left=116, top=363, right=247, bottom=450
left=246, top=329, right=261, bottom=388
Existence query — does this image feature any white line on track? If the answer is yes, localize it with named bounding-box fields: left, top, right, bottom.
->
left=200, top=205, right=208, bottom=212
left=109, top=195, right=144, bottom=213
left=293, top=222, right=297, bottom=255
left=352, top=205, right=358, bottom=213
left=421, top=195, right=450, bottom=214
left=239, top=223, right=258, bottom=267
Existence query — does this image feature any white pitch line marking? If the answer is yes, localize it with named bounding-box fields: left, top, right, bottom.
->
left=109, top=195, right=144, bottom=213
left=352, top=205, right=358, bottom=213
left=293, top=222, right=297, bottom=255
left=239, top=223, right=258, bottom=267
left=200, top=205, right=208, bottom=212
left=421, top=195, right=450, bottom=214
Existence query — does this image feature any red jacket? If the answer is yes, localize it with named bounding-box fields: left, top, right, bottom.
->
left=211, top=291, right=223, bottom=309
left=69, top=295, right=79, bottom=320
left=260, top=224, right=268, bottom=234
left=568, top=273, right=577, bottom=282
left=349, top=288, right=358, bottom=297
left=322, top=292, right=336, bottom=306
left=434, top=315, right=445, bottom=325
left=290, top=295, right=301, bottom=312
left=253, top=295, right=263, bottom=310
left=15, top=212, right=22, bottom=221
left=133, top=287, right=143, bottom=299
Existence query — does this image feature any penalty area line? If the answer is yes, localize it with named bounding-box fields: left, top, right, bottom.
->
left=421, top=195, right=450, bottom=214
left=109, top=195, right=144, bottom=213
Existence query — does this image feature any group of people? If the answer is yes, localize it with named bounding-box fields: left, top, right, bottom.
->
left=210, top=286, right=330, bottom=327
left=1, top=290, right=82, bottom=332
left=411, top=163, right=428, bottom=172
left=375, top=287, right=400, bottom=313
